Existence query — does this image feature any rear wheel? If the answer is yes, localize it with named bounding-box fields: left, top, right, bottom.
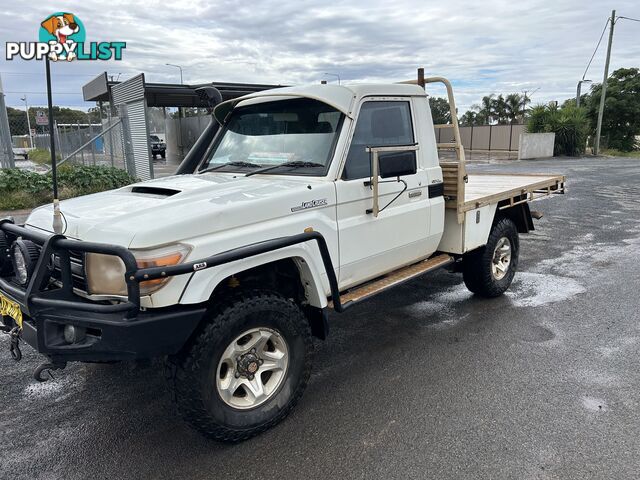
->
left=167, top=290, right=312, bottom=442
left=463, top=216, right=519, bottom=297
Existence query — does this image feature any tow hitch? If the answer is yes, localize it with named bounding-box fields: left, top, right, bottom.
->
left=2, top=324, right=67, bottom=382
left=33, top=361, right=67, bottom=382
left=1, top=325, right=22, bottom=361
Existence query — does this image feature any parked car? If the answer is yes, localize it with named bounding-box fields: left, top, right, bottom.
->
left=150, top=135, right=166, bottom=159
left=0, top=75, right=566, bottom=443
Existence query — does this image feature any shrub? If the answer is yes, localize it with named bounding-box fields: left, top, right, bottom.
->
left=0, top=165, right=137, bottom=210
left=526, top=104, right=589, bottom=156
left=526, top=105, right=548, bottom=134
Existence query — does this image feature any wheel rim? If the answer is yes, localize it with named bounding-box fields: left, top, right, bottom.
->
left=216, top=327, right=289, bottom=410
left=491, top=236, right=512, bottom=280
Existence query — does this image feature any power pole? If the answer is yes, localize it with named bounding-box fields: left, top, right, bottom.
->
left=594, top=10, right=616, bottom=155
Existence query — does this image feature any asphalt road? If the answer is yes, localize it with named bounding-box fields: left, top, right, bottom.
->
left=2, top=156, right=639, bottom=480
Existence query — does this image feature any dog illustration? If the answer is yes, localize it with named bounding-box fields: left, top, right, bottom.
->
left=40, top=13, right=80, bottom=61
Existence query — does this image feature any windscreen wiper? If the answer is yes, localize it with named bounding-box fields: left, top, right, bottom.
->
left=245, top=160, right=325, bottom=177
left=199, top=161, right=262, bottom=174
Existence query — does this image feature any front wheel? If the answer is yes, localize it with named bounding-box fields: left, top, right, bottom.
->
left=463, top=216, right=519, bottom=297
left=167, top=290, right=312, bottom=442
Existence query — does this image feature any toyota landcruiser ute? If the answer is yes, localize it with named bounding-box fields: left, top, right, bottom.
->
left=0, top=72, right=565, bottom=442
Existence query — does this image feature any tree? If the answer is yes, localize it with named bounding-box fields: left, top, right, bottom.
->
left=474, top=94, right=494, bottom=124
left=7, top=105, right=97, bottom=136
left=584, top=67, right=640, bottom=151
left=459, top=110, right=478, bottom=126
left=505, top=93, right=529, bottom=124
left=493, top=94, right=508, bottom=124
left=429, top=97, right=452, bottom=124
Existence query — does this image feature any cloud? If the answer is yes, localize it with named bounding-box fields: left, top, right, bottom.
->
left=0, top=0, right=638, bottom=112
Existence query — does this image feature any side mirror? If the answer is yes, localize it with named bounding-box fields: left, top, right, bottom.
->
left=378, top=151, right=417, bottom=178
left=365, top=144, right=419, bottom=217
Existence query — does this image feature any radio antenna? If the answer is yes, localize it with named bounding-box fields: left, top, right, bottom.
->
left=45, top=57, right=62, bottom=234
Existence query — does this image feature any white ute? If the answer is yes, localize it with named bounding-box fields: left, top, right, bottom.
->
left=0, top=72, right=565, bottom=441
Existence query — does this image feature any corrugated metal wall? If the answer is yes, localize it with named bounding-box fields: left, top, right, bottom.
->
left=111, top=74, right=153, bottom=180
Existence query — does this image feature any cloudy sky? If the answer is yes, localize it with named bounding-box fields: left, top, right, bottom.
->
left=0, top=0, right=638, bottom=113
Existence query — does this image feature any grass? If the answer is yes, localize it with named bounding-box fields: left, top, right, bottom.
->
left=27, top=148, right=61, bottom=165
left=602, top=149, right=640, bottom=158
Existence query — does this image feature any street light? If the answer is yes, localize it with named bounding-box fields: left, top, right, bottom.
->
left=165, top=63, right=184, bottom=85
left=20, top=95, right=33, bottom=149
left=576, top=79, right=592, bottom=108
left=323, top=72, right=341, bottom=85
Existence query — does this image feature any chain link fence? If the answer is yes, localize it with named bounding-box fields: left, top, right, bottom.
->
left=3, top=110, right=128, bottom=171
left=2, top=103, right=213, bottom=180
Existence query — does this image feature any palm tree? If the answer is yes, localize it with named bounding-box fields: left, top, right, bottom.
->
left=473, top=94, right=495, bottom=125
left=505, top=93, right=523, bottom=124
left=493, top=94, right=508, bottom=124
left=459, top=110, right=478, bottom=126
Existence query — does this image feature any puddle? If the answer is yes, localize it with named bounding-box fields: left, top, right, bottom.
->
left=581, top=396, right=607, bottom=412
left=505, top=272, right=586, bottom=308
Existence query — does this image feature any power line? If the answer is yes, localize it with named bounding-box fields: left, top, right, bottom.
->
left=617, top=15, right=640, bottom=23
left=582, top=18, right=610, bottom=80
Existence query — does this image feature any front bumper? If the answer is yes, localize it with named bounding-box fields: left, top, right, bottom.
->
left=0, top=219, right=206, bottom=363
left=2, top=300, right=205, bottom=363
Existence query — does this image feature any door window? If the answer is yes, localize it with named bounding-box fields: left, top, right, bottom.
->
left=343, top=101, right=414, bottom=180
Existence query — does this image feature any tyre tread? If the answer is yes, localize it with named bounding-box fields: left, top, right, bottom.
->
left=166, top=289, right=312, bottom=442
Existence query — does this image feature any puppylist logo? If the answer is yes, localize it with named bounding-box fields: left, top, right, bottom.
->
left=5, top=12, right=126, bottom=61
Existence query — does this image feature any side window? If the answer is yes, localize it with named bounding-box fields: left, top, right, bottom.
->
left=343, top=101, right=414, bottom=180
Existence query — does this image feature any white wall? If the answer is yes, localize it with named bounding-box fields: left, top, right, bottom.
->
left=518, top=132, right=555, bottom=159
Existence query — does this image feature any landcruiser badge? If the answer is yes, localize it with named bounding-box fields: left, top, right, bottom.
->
left=291, top=199, right=328, bottom=212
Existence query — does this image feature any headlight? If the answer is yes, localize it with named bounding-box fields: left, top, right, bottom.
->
left=85, top=244, right=191, bottom=296
left=11, top=239, right=40, bottom=285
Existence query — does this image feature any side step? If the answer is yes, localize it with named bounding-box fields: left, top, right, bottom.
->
left=329, top=254, right=454, bottom=309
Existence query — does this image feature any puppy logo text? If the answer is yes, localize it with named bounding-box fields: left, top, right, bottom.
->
left=5, top=12, right=126, bottom=62
left=291, top=199, right=328, bottom=212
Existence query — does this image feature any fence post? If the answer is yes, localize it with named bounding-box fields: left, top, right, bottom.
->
left=0, top=74, right=15, bottom=168
left=89, top=114, right=96, bottom=165
left=488, top=125, right=493, bottom=152
left=508, top=123, right=513, bottom=151
left=106, top=107, right=115, bottom=167
left=54, top=121, right=62, bottom=161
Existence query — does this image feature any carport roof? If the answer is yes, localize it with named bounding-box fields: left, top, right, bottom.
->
left=82, top=72, right=282, bottom=107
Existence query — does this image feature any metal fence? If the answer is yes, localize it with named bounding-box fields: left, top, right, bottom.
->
left=5, top=110, right=129, bottom=171
left=436, top=123, right=525, bottom=151
left=0, top=78, right=15, bottom=168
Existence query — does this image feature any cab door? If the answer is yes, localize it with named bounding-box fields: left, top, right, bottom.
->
left=335, top=98, right=433, bottom=289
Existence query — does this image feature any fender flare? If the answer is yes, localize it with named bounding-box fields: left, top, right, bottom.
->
left=178, top=244, right=333, bottom=308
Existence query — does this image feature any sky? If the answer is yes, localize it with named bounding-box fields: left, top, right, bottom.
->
left=0, top=0, right=638, bottom=113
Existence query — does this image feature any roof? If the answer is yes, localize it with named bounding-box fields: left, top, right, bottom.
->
left=82, top=72, right=281, bottom=107
left=213, top=83, right=427, bottom=124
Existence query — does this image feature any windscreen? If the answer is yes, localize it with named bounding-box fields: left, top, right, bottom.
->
left=201, top=98, right=343, bottom=175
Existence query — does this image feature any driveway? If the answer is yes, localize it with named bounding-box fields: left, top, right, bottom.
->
left=1, top=156, right=639, bottom=479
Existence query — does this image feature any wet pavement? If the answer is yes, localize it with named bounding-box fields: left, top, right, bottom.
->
left=1, top=156, right=639, bottom=479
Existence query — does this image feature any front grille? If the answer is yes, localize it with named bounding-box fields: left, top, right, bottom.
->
left=51, top=250, right=88, bottom=292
